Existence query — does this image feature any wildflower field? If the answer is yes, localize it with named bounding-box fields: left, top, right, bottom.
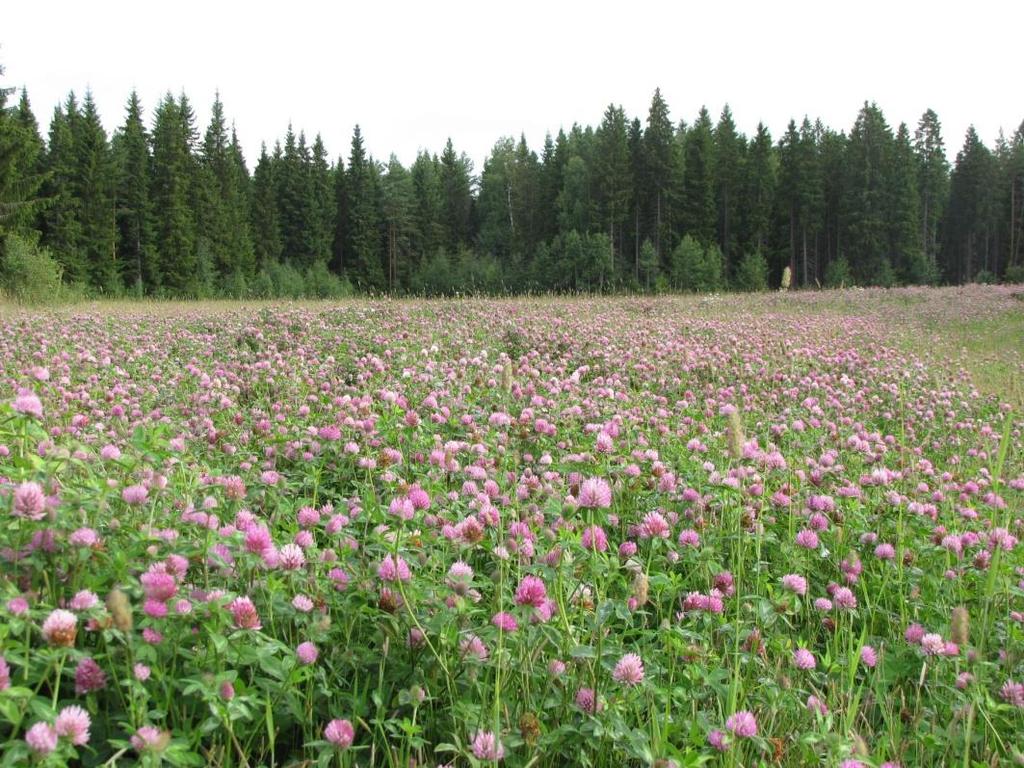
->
left=0, top=285, right=1022, bottom=768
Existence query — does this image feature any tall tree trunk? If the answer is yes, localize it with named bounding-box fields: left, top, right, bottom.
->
left=655, top=191, right=662, bottom=260
left=634, top=204, right=640, bottom=282
left=609, top=220, right=615, bottom=276
left=789, top=207, right=797, bottom=282
left=802, top=225, right=808, bottom=287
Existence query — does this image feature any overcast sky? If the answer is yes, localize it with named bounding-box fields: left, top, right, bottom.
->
left=5, top=0, right=1022, bottom=171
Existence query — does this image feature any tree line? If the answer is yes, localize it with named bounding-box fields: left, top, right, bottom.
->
left=2, top=67, right=1023, bottom=298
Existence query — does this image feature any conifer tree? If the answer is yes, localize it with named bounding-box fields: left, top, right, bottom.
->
left=226, top=128, right=255, bottom=279
left=714, top=105, right=743, bottom=272
left=410, top=151, right=443, bottom=264
left=679, top=107, right=716, bottom=247
left=111, top=91, right=156, bottom=292
left=914, top=109, right=949, bottom=278
left=381, top=154, right=416, bottom=291
left=344, top=125, right=384, bottom=289
left=843, top=103, right=894, bottom=285
left=0, top=78, right=45, bottom=238
left=150, top=93, right=198, bottom=294
left=945, top=127, right=998, bottom=282
left=642, top=89, right=677, bottom=259
left=309, top=134, right=334, bottom=265
left=740, top=122, right=775, bottom=258
left=594, top=104, right=632, bottom=280
left=198, top=94, right=235, bottom=280
left=440, top=137, right=473, bottom=252
left=276, top=125, right=315, bottom=267
left=72, top=92, right=117, bottom=290
left=40, top=95, right=86, bottom=282
left=251, top=143, right=281, bottom=272
left=889, top=123, right=927, bottom=282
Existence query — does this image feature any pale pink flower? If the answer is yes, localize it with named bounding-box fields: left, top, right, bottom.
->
left=377, top=554, right=411, bottom=582
left=278, top=543, right=306, bottom=570
left=69, top=590, right=99, bottom=611
left=55, top=705, right=91, bottom=745
left=514, top=575, right=547, bottom=607
left=726, top=710, right=757, bottom=738
left=793, top=648, right=816, bottom=670
left=12, top=481, right=47, bottom=520
left=612, top=653, right=645, bottom=685
left=578, top=477, right=612, bottom=508
left=25, top=722, right=58, bottom=754
left=324, top=718, right=355, bottom=748
left=12, top=391, right=43, bottom=418
left=471, top=730, right=505, bottom=761
left=122, top=484, right=149, bottom=505
left=227, top=596, right=261, bottom=630
left=297, top=641, right=319, bottom=664
left=41, top=609, right=77, bottom=647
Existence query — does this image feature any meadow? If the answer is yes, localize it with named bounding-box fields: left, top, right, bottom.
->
left=0, top=285, right=1022, bottom=767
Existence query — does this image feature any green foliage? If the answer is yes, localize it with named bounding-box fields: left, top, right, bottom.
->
left=1005, top=263, right=1024, bottom=283
left=734, top=250, right=769, bottom=291
left=1, top=67, right=1018, bottom=297
left=0, top=76, right=45, bottom=237
left=973, top=269, right=997, bottom=285
left=668, top=235, right=723, bottom=292
left=638, top=237, right=657, bottom=289
left=304, top=260, right=353, bottom=298
left=824, top=254, right=853, bottom=287
left=0, top=232, right=65, bottom=303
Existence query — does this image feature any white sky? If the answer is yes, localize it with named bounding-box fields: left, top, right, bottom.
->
left=5, top=0, right=1022, bottom=171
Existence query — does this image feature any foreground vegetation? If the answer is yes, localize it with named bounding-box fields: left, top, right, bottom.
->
left=0, top=286, right=1022, bottom=767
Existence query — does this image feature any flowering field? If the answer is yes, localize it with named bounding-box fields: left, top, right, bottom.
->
left=0, top=286, right=1022, bottom=768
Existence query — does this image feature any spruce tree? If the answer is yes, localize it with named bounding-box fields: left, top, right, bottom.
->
left=843, top=103, right=894, bottom=285
left=309, top=134, right=334, bottom=266
left=440, top=137, right=473, bottom=252
left=740, top=122, right=775, bottom=258
left=251, top=143, right=281, bottom=272
left=889, top=123, right=927, bottom=283
left=226, top=128, right=255, bottom=280
left=72, top=92, right=117, bottom=290
left=40, top=95, right=86, bottom=282
left=594, top=104, right=632, bottom=281
left=198, top=94, right=235, bottom=281
left=642, top=89, right=677, bottom=260
left=410, top=151, right=444, bottom=264
left=275, top=126, right=315, bottom=268
left=380, top=154, right=416, bottom=291
left=477, top=137, right=517, bottom=261
left=150, top=93, right=198, bottom=295
left=111, top=91, right=156, bottom=293
left=914, top=109, right=949, bottom=279
left=1006, top=121, right=1024, bottom=276
left=679, top=108, right=716, bottom=247
left=945, top=127, right=997, bottom=282
left=714, top=105, right=743, bottom=272
left=0, top=79, right=45, bottom=238
left=344, top=125, right=384, bottom=289
left=818, top=127, right=847, bottom=277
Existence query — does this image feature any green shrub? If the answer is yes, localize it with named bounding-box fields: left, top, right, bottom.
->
left=668, top=236, right=723, bottom=292
left=973, top=269, right=997, bottom=285
left=304, top=261, right=353, bottom=299
left=0, top=234, right=66, bottom=304
left=1004, top=263, right=1024, bottom=284
left=265, top=260, right=306, bottom=298
left=734, top=251, right=769, bottom=292
left=824, top=255, right=852, bottom=288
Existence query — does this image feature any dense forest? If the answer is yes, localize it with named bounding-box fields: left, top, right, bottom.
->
left=2, top=63, right=1023, bottom=297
